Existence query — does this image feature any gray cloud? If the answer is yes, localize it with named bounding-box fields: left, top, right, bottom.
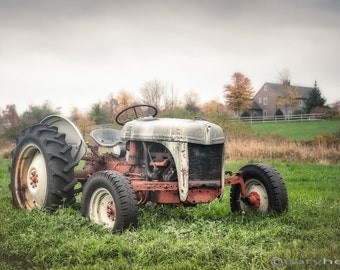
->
left=1, top=0, right=339, bottom=113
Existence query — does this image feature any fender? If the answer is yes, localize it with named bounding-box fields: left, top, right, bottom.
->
left=41, top=115, right=87, bottom=164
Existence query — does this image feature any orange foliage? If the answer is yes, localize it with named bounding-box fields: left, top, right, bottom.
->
left=114, top=90, right=137, bottom=114
left=223, top=72, right=253, bottom=114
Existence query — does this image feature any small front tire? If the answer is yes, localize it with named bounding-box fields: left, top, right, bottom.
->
left=230, top=163, right=288, bottom=214
left=81, top=171, right=138, bottom=232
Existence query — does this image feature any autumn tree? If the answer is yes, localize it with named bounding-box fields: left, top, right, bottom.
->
left=276, top=68, right=291, bottom=85
left=104, top=89, right=138, bottom=127
left=104, top=94, right=119, bottom=123
left=331, top=100, right=340, bottom=111
left=0, top=104, right=19, bottom=127
left=276, top=84, right=301, bottom=115
left=304, top=81, right=327, bottom=113
left=274, top=69, right=301, bottom=115
left=139, top=79, right=165, bottom=109
left=184, top=90, right=200, bottom=113
left=163, top=84, right=180, bottom=111
left=200, top=100, right=226, bottom=115
left=69, top=107, right=95, bottom=141
left=114, top=90, right=136, bottom=114
left=0, top=102, right=59, bottom=139
left=0, top=104, right=20, bottom=139
left=223, top=72, right=253, bottom=115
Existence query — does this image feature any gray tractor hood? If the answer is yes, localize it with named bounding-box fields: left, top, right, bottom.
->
left=120, top=117, right=225, bottom=145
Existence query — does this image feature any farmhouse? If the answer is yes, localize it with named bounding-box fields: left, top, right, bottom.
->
left=250, top=81, right=313, bottom=117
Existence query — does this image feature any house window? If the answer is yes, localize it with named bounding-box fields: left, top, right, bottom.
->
left=299, top=100, right=303, bottom=107
left=258, top=97, right=262, bottom=104
left=264, top=85, right=268, bottom=91
left=263, top=110, right=267, bottom=118
left=263, top=97, right=268, bottom=105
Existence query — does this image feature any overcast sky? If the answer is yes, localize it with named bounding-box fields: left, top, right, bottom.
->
left=1, top=0, right=339, bottom=115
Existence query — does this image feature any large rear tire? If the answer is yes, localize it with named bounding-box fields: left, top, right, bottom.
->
left=230, top=163, right=288, bottom=214
left=81, top=171, right=138, bottom=233
left=9, top=124, right=77, bottom=210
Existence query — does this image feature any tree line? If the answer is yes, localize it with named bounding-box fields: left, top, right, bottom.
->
left=0, top=83, right=227, bottom=141
left=1, top=72, right=339, bottom=141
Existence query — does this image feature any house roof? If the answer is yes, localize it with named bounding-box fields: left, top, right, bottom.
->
left=259, top=82, right=313, bottom=100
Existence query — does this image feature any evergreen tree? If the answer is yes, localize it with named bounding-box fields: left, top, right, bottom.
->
left=88, top=103, right=111, bottom=125
left=305, top=81, right=327, bottom=113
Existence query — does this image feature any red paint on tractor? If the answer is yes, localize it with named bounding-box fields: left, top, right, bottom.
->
left=224, top=174, right=247, bottom=196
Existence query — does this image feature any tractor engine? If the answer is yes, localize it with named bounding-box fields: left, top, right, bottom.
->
left=118, top=117, right=226, bottom=204
left=128, top=141, right=177, bottom=182
left=76, top=116, right=225, bottom=205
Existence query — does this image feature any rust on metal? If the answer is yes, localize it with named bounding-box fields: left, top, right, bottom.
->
left=242, top=192, right=261, bottom=210
left=106, top=202, right=116, bottom=221
left=29, top=169, right=38, bottom=188
left=224, top=174, right=247, bottom=196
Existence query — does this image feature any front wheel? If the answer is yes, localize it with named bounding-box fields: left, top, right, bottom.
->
left=81, top=171, right=139, bottom=232
left=230, top=163, right=288, bottom=214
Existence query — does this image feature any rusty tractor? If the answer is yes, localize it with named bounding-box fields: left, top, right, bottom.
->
left=9, top=104, right=288, bottom=232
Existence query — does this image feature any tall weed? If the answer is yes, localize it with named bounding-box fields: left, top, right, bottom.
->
left=227, top=136, right=340, bottom=163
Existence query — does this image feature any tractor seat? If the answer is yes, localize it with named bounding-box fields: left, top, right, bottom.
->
left=90, top=129, right=123, bottom=147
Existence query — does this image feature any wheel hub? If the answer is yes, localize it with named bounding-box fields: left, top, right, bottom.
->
left=29, top=169, right=39, bottom=189
left=240, top=178, right=269, bottom=212
left=23, top=149, right=48, bottom=209
left=243, top=191, right=261, bottom=210
left=106, top=202, right=116, bottom=220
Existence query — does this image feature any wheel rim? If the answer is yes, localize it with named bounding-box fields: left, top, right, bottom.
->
left=89, top=188, right=116, bottom=228
left=16, top=143, right=48, bottom=209
left=240, top=178, right=269, bottom=212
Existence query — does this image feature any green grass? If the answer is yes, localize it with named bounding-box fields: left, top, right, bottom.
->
left=250, top=120, right=340, bottom=140
left=1, top=158, right=339, bottom=269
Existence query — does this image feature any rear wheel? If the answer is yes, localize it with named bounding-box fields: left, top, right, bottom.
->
left=230, top=163, right=288, bottom=214
left=81, top=171, right=138, bottom=232
left=9, top=124, right=77, bottom=210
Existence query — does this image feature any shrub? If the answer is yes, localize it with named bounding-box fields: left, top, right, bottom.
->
left=240, top=111, right=250, bottom=118
left=293, top=109, right=304, bottom=115
left=323, top=109, right=340, bottom=120
left=275, top=109, right=284, bottom=116
left=313, top=132, right=340, bottom=147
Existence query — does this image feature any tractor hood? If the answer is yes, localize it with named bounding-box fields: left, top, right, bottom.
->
left=120, top=117, right=225, bottom=145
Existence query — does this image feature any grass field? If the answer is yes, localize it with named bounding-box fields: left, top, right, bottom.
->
left=250, top=120, right=340, bottom=141
left=0, top=158, right=339, bottom=269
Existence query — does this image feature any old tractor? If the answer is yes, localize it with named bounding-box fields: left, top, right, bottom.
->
left=9, top=104, right=288, bottom=232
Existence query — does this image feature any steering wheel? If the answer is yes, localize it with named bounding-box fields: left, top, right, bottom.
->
left=115, top=104, right=158, bottom=126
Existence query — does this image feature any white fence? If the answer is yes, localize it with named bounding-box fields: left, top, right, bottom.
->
left=232, top=113, right=324, bottom=123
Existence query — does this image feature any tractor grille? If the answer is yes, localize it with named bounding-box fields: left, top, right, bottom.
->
left=188, top=143, right=224, bottom=181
